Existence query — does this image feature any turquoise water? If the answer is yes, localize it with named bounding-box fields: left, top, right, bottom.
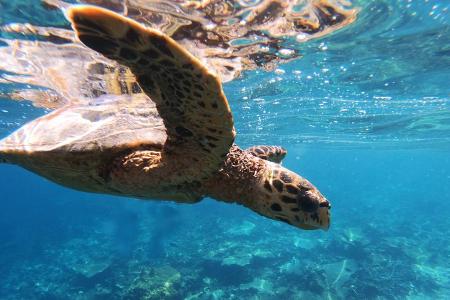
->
left=1, top=0, right=449, bottom=299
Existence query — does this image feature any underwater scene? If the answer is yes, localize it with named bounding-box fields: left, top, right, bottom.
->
left=0, top=0, right=449, bottom=299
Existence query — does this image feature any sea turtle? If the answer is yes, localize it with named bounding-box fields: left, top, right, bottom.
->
left=0, top=5, right=330, bottom=230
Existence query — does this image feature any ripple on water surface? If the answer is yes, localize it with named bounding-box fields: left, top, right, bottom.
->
left=1, top=0, right=448, bottom=148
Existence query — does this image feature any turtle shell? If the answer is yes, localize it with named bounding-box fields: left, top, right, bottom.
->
left=0, top=95, right=167, bottom=193
left=0, top=94, right=166, bottom=154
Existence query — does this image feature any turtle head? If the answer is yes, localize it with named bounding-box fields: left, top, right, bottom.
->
left=253, top=164, right=331, bottom=230
left=204, top=146, right=330, bottom=231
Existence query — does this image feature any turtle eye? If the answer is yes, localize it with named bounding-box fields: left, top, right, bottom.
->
left=296, top=189, right=320, bottom=213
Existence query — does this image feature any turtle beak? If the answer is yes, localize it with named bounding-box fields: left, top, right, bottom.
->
left=295, top=188, right=331, bottom=231
left=316, top=198, right=331, bottom=230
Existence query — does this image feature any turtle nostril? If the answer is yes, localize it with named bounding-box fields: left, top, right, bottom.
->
left=320, top=200, right=331, bottom=208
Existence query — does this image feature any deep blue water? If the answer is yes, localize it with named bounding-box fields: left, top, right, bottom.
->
left=0, top=0, right=449, bottom=299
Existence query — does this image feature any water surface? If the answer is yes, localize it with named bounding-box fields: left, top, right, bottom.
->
left=0, top=0, right=449, bottom=299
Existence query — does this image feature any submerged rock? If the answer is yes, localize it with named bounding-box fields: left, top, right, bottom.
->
left=59, top=238, right=113, bottom=279
left=125, top=265, right=181, bottom=299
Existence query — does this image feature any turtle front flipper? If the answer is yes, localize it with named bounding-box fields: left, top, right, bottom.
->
left=67, top=6, right=235, bottom=183
left=245, top=145, right=286, bottom=163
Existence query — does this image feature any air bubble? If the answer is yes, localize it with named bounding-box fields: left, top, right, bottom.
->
left=296, top=34, right=308, bottom=41
left=278, top=49, right=294, bottom=57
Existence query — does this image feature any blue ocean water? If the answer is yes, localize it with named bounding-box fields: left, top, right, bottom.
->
left=0, top=0, right=449, bottom=299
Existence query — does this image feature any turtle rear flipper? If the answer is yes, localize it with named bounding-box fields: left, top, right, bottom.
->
left=67, top=6, right=235, bottom=183
left=245, top=145, right=287, bottom=163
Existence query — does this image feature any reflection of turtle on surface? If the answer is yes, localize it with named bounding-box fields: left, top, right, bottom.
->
left=0, top=6, right=330, bottom=230
left=44, top=0, right=358, bottom=81
left=1, top=0, right=358, bottom=110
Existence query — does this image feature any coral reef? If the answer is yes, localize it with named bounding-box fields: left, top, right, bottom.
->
left=0, top=195, right=448, bottom=299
